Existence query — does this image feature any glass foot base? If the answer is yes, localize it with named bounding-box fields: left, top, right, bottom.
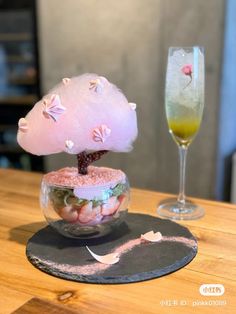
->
left=157, top=200, right=204, bottom=220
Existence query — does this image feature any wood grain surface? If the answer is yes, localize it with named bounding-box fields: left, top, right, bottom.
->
left=0, top=168, right=235, bottom=314
left=12, top=297, right=80, bottom=314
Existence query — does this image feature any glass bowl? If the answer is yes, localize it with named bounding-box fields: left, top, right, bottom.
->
left=40, top=167, right=130, bottom=238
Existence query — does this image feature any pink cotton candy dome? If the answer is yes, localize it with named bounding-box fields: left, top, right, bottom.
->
left=17, top=73, right=138, bottom=156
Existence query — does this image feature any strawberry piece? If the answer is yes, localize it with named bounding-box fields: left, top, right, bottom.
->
left=59, top=205, right=78, bottom=222
left=101, top=196, right=120, bottom=216
left=118, top=194, right=126, bottom=206
left=78, top=202, right=102, bottom=224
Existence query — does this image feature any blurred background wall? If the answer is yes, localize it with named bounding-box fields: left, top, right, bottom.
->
left=37, top=0, right=225, bottom=200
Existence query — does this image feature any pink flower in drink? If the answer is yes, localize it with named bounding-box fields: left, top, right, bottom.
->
left=181, top=64, right=193, bottom=89
left=181, top=64, right=192, bottom=76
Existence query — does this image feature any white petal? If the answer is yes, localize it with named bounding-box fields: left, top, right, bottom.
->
left=65, top=140, right=74, bottom=150
left=129, top=102, right=137, bottom=110
left=18, top=118, right=28, bottom=133
left=95, top=82, right=103, bottom=93
left=86, top=246, right=119, bottom=265
left=62, top=78, right=71, bottom=85
left=141, top=231, right=162, bottom=242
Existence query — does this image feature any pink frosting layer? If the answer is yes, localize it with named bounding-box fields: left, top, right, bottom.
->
left=43, top=166, right=126, bottom=188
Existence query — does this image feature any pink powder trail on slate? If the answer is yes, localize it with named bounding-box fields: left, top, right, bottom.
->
left=35, top=236, right=196, bottom=276
left=162, top=236, right=197, bottom=248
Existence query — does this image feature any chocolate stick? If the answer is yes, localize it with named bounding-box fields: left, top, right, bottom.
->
left=77, top=150, right=108, bottom=175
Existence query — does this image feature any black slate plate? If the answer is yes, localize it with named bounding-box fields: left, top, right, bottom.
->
left=26, top=213, right=197, bottom=284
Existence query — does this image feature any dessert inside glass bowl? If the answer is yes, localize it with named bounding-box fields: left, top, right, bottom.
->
left=41, top=166, right=130, bottom=238
left=17, top=73, right=137, bottom=238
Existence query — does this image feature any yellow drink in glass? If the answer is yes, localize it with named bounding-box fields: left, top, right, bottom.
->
left=166, top=105, right=202, bottom=146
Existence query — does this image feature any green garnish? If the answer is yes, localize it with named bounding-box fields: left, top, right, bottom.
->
left=112, top=183, right=126, bottom=196
left=49, top=182, right=127, bottom=210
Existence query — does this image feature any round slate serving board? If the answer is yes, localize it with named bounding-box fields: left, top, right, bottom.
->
left=26, top=213, right=197, bottom=284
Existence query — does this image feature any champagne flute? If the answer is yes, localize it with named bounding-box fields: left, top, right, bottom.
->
left=157, top=46, right=205, bottom=220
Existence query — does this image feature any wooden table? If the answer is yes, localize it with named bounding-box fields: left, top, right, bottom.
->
left=0, top=169, right=235, bottom=314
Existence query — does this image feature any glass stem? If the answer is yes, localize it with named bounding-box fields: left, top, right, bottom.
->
left=177, top=145, right=188, bottom=208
